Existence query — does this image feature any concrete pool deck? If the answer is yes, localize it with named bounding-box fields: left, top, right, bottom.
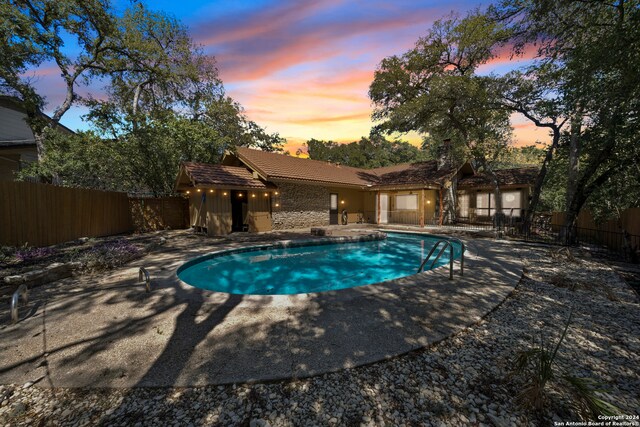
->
left=0, top=229, right=523, bottom=388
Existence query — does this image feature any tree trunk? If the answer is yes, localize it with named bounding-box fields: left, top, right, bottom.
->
left=523, top=128, right=561, bottom=234
left=562, top=162, right=617, bottom=244
left=489, top=172, right=504, bottom=228
left=34, top=129, right=47, bottom=161
left=566, top=117, right=582, bottom=210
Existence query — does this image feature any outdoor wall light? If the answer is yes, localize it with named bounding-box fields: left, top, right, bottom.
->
left=186, top=190, right=190, bottom=194
left=264, top=193, right=268, bottom=197
left=251, top=193, right=256, bottom=198
left=341, top=200, right=345, bottom=204
left=275, top=203, right=280, bottom=207
left=223, top=192, right=227, bottom=196
left=238, top=193, right=243, bottom=197
left=275, top=191, right=279, bottom=195
left=427, top=200, right=431, bottom=204
left=209, top=189, right=214, bottom=193
left=197, top=189, right=201, bottom=192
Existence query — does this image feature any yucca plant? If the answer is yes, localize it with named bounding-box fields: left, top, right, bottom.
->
left=509, top=309, right=620, bottom=419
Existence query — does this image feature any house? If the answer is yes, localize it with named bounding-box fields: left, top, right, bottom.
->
left=174, top=145, right=538, bottom=235
left=0, top=96, right=74, bottom=181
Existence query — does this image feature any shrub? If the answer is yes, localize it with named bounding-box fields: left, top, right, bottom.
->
left=14, top=246, right=56, bottom=264
left=81, top=238, right=140, bottom=271
left=0, top=246, right=17, bottom=266
left=509, top=309, right=619, bottom=419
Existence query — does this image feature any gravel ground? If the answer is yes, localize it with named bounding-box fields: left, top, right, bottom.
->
left=0, top=244, right=638, bottom=427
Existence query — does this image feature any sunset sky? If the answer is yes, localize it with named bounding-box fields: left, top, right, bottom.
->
left=29, top=0, right=550, bottom=154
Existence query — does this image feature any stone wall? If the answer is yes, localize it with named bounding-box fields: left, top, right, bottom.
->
left=272, top=182, right=330, bottom=230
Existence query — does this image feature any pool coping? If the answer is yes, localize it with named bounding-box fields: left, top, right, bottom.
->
left=171, top=230, right=467, bottom=309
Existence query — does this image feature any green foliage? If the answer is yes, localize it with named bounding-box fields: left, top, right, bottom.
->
left=369, top=11, right=513, bottom=175
left=509, top=309, right=620, bottom=419
left=495, top=145, right=545, bottom=169
left=538, top=147, right=568, bottom=213
left=304, top=136, right=431, bottom=168
left=20, top=107, right=281, bottom=196
left=9, top=0, right=283, bottom=194
left=586, top=163, right=640, bottom=224
left=492, top=0, right=640, bottom=227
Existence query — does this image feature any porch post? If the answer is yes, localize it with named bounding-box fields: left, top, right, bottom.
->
left=439, top=188, right=444, bottom=226
left=377, top=191, right=380, bottom=224
left=420, top=189, right=425, bottom=227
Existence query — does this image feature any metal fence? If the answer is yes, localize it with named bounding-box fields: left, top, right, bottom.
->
left=383, top=213, right=636, bottom=261
left=508, top=223, right=640, bottom=260
left=454, top=215, right=639, bottom=261
left=348, top=209, right=638, bottom=262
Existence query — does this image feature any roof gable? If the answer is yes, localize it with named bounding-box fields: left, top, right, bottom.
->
left=176, top=162, right=275, bottom=190
left=235, top=147, right=370, bottom=187
left=458, top=167, right=539, bottom=187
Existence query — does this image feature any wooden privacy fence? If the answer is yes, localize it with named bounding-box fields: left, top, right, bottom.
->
left=552, top=208, right=640, bottom=235
left=129, top=197, right=188, bottom=232
left=551, top=208, right=640, bottom=253
left=0, top=181, right=133, bottom=247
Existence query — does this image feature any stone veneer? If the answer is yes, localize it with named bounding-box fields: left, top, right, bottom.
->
left=272, top=182, right=330, bottom=230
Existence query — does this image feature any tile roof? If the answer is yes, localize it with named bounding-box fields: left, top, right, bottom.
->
left=181, top=162, right=274, bottom=189
left=235, top=147, right=457, bottom=188
left=227, top=148, right=537, bottom=189
left=236, top=147, right=370, bottom=186
left=363, top=161, right=459, bottom=187
left=458, top=167, right=539, bottom=187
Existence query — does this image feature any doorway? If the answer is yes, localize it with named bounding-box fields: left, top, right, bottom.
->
left=231, top=190, right=248, bottom=232
left=329, top=193, right=338, bottom=225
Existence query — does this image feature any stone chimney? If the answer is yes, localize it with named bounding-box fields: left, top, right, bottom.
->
left=437, top=139, right=453, bottom=170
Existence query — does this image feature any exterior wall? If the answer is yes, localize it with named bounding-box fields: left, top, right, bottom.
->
left=0, top=154, right=19, bottom=181
left=247, top=191, right=272, bottom=232
left=271, top=183, right=369, bottom=230
left=0, top=146, right=37, bottom=181
left=0, top=105, right=36, bottom=142
left=188, top=191, right=233, bottom=235
left=271, top=182, right=331, bottom=230
left=327, top=187, right=366, bottom=224
left=363, top=192, right=377, bottom=223
left=205, top=191, right=232, bottom=235
left=423, top=189, right=437, bottom=223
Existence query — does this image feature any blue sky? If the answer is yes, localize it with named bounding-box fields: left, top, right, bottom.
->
left=28, top=0, right=546, bottom=152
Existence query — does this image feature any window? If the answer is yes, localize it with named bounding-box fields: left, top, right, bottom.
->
left=476, top=192, right=490, bottom=217
left=501, top=191, right=521, bottom=217
left=395, top=194, right=418, bottom=210
left=458, top=194, right=469, bottom=218
left=330, top=193, right=338, bottom=210
left=475, top=191, right=522, bottom=218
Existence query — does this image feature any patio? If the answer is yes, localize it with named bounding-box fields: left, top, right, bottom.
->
left=0, top=228, right=522, bottom=388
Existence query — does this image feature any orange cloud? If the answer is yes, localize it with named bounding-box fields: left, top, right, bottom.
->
left=289, top=111, right=371, bottom=125
left=194, top=2, right=548, bottom=152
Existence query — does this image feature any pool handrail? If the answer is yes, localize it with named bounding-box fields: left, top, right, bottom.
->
left=417, top=237, right=465, bottom=280
left=416, top=239, right=448, bottom=273
left=139, top=267, right=151, bottom=292
left=446, top=237, right=465, bottom=276
left=11, top=284, right=28, bottom=324
left=429, top=241, right=454, bottom=280
left=417, top=239, right=454, bottom=280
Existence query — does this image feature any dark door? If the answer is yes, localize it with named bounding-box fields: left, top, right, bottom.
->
left=231, top=190, right=248, bottom=231
left=329, top=193, right=338, bottom=225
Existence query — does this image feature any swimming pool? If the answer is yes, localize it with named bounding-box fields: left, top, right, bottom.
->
left=177, top=232, right=463, bottom=295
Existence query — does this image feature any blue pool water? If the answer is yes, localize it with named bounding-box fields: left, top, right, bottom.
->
left=177, top=232, right=462, bottom=295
